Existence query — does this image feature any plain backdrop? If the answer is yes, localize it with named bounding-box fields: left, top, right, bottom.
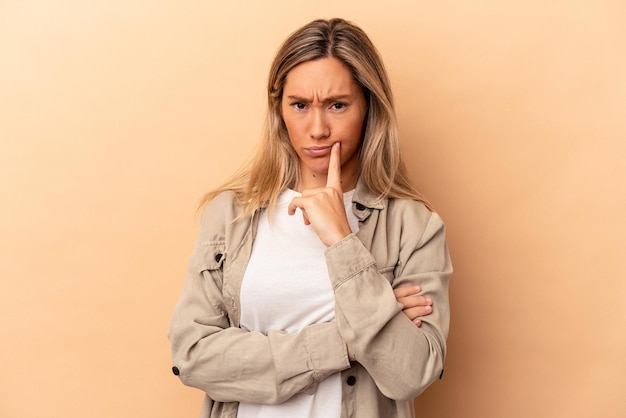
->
left=1, top=1, right=625, bottom=417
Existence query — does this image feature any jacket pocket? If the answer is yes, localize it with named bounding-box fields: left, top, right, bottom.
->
left=198, top=240, right=226, bottom=272
left=197, top=241, right=227, bottom=301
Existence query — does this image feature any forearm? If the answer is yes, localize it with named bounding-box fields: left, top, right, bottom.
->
left=168, top=270, right=350, bottom=404
left=326, top=217, right=451, bottom=400
left=333, top=274, right=446, bottom=400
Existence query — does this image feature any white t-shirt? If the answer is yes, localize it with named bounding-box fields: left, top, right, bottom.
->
left=237, top=189, right=358, bottom=418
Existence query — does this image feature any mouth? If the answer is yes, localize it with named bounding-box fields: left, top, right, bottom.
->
left=303, top=145, right=332, bottom=157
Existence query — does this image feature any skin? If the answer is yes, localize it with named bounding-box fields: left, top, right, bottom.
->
left=281, top=57, right=366, bottom=192
left=282, top=57, right=432, bottom=328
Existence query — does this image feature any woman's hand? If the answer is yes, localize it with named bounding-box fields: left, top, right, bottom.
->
left=288, top=142, right=352, bottom=247
left=394, top=286, right=433, bottom=327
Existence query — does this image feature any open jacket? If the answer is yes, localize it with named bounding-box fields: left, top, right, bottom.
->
left=168, top=181, right=452, bottom=418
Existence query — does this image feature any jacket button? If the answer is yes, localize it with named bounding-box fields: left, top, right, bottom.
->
left=172, top=366, right=180, bottom=376
left=346, top=375, right=356, bottom=386
left=355, top=203, right=366, bottom=211
left=215, top=253, right=223, bottom=263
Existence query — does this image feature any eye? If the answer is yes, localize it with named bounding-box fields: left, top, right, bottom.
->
left=291, top=102, right=307, bottom=111
left=331, top=102, right=347, bottom=111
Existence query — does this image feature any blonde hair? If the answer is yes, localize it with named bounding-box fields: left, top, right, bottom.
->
left=201, top=18, right=429, bottom=213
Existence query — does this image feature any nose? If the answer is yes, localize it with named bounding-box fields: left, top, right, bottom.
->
left=309, top=109, right=330, bottom=140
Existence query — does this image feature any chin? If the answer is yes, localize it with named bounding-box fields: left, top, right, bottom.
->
left=301, top=162, right=330, bottom=178
left=313, top=163, right=331, bottom=175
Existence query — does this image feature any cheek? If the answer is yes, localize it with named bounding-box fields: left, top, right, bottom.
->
left=343, top=116, right=366, bottom=142
left=282, top=118, right=296, bottom=141
left=280, top=112, right=293, bottom=136
left=280, top=103, right=294, bottom=131
left=284, top=117, right=307, bottom=143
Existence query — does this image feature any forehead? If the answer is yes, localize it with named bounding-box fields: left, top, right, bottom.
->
left=283, top=57, right=358, bottom=95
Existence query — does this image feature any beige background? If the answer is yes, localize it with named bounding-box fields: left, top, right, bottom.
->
left=1, top=1, right=625, bottom=417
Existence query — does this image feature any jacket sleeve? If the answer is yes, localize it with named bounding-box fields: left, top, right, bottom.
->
left=168, top=194, right=350, bottom=404
left=326, top=205, right=452, bottom=401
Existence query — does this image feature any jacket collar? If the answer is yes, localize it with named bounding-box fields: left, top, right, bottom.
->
left=257, top=178, right=385, bottom=219
left=352, top=179, right=385, bottom=221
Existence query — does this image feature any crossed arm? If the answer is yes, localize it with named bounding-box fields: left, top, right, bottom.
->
left=169, top=143, right=449, bottom=403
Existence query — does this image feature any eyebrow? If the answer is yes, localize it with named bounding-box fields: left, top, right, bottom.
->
left=285, top=94, right=354, bottom=103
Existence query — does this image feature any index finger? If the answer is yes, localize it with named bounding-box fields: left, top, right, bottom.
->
left=326, top=142, right=342, bottom=191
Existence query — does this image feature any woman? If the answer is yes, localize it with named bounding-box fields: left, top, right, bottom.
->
left=169, top=18, right=452, bottom=418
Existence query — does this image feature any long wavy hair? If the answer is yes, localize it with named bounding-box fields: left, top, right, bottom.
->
left=201, top=18, right=429, bottom=213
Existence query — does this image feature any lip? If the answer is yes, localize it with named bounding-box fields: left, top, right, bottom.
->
left=303, top=145, right=332, bottom=157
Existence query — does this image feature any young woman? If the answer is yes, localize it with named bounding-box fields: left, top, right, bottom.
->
left=169, top=18, right=452, bottom=418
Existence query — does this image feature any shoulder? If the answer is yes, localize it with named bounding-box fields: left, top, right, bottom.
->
left=202, top=190, right=242, bottom=215
left=386, top=198, right=446, bottom=244
left=386, top=197, right=434, bottom=224
left=196, top=191, right=247, bottom=241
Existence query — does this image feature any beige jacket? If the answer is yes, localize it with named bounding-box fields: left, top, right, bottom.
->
left=168, top=181, right=452, bottom=418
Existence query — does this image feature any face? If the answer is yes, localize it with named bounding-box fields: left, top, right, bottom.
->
left=281, top=57, right=368, bottom=191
